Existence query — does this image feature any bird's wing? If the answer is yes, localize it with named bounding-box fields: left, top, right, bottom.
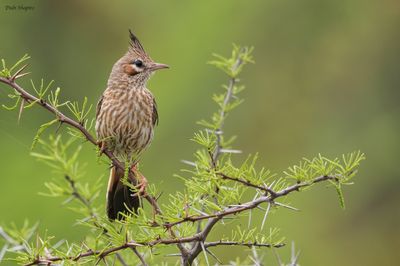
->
left=96, top=94, right=104, bottom=119
left=152, top=97, right=159, bottom=126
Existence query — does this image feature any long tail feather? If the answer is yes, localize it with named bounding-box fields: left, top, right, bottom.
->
left=106, top=166, right=140, bottom=220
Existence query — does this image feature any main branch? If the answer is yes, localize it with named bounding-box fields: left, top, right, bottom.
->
left=0, top=74, right=189, bottom=263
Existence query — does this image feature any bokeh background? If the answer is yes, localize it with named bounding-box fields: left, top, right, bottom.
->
left=1, top=0, right=399, bottom=265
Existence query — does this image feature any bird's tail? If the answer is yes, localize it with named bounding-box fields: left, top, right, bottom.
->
left=106, top=166, right=140, bottom=220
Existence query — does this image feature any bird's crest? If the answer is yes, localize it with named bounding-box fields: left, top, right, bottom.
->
left=128, top=29, right=147, bottom=57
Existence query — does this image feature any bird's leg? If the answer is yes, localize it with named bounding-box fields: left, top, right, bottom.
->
left=131, top=164, right=148, bottom=196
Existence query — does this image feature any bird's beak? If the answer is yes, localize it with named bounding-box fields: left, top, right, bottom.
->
left=149, top=62, right=169, bottom=71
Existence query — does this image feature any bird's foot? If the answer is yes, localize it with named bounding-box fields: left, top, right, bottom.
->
left=131, top=165, right=148, bottom=196
left=136, top=176, right=148, bottom=196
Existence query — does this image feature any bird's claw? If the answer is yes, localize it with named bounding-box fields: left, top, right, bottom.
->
left=134, top=179, right=148, bottom=197
left=131, top=165, right=148, bottom=197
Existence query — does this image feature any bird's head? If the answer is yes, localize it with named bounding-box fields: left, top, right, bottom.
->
left=123, top=30, right=169, bottom=76
left=108, top=30, right=168, bottom=89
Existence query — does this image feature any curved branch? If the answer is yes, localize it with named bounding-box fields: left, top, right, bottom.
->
left=165, top=174, right=337, bottom=230
left=184, top=175, right=338, bottom=264
left=0, top=77, right=167, bottom=213
left=0, top=77, right=122, bottom=170
left=0, top=75, right=189, bottom=262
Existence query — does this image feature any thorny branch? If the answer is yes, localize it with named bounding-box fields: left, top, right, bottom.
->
left=218, top=173, right=277, bottom=197
left=22, top=168, right=321, bottom=266
left=0, top=76, right=164, bottom=212
left=0, top=74, right=185, bottom=264
left=179, top=175, right=338, bottom=264
left=187, top=47, right=246, bottom=264
left=65, top=175, right=131, bottom=265
left=163, top=175, right=336, bottom=230
left=204, top=241, right=285, bottom=249
left=193, top=48, right=244, bottom=243
left=130, top=247, right=148, bottom=266
left=0, top=77, right=121, bottom=171
left=212, top=48, right=244, bottom=163
left=23, top=234, right=285, bottom=265
left=65, top=175, right=95, bottom=217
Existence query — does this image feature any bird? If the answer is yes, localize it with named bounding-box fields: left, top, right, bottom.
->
left=95, top=30, right=168, bottom=220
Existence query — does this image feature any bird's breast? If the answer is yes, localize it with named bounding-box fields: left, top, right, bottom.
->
left=96, top=88, right=155, bottom=158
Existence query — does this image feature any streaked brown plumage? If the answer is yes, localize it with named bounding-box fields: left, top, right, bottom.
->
left=95, top=30, right=168, bottom=219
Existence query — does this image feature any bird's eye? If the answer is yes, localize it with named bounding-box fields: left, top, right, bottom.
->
left=132, top=59, right=143, bottom=68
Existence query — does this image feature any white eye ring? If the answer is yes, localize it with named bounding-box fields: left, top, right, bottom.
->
left=131, top=59, right=144, bottom=68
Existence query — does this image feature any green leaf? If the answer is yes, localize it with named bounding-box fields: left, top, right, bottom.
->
left=66, top=97, right=93, bottom=124
left=2, top=94, right=20, bottom=110
left=31, top=119, right=58, bottom=150
left=331, top=181, right=346, bottom=209
left=9, top=54, right=30, bottom=74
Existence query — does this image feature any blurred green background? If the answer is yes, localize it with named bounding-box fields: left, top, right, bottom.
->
left=1, top=0, right=399, bottom=265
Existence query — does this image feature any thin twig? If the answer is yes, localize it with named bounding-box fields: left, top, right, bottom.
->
left=204, top=241, right=284, bottom=249
left=65, top=175, right=94, bottom=216
left=212, top=49, right=244, bottom=163
left=218, top=173, right=277, bottom=196
left=130, top=247, right=148, bottom=266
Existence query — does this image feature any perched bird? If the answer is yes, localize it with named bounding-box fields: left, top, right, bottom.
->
left=95, top=30, right=168, bottom=220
